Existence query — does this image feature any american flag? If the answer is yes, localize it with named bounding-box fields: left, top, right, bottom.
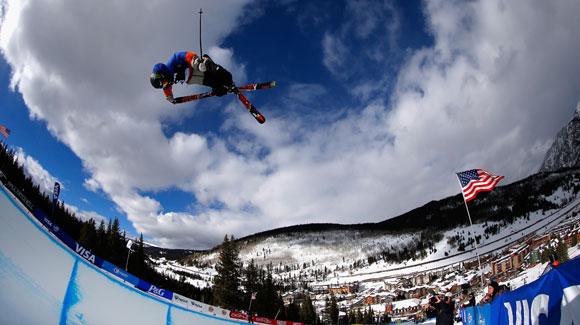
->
left=456, top=169, right=504, bottom=202
left=0, top=125, right=10, bottom=138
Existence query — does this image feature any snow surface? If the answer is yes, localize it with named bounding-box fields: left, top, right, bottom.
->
left=0, top=184, right=247, bottom=324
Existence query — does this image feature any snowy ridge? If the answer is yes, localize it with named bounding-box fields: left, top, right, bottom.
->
left=156, top=193, right=580, bottom=290
left=539, top=103, right=580, bottom=172
left=145, top=168, right=580, bottom=319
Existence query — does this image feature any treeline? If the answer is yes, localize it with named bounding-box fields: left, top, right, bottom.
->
left=0, top=142, right=211, bottom=303
left=212, top=235, right=321, bottom=323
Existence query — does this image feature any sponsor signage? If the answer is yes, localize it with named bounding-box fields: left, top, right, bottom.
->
left=32, top=208, right=103, bottom=267
left=18, top=188, right=308, bottom=325
left=189, top=299, right=205, bottom=312
left=253, top=316, right=274, bottom=324
left=136, top=279, right=173, bottom=300
left=462, top=258, right=580, bottom=324
left=230, top=311, right=247, bottom=321
left=52, top=182, right=60, bottom=204
left=102, top=261, right=139, bottom=286
left=172, top=293, right=190, bottom=307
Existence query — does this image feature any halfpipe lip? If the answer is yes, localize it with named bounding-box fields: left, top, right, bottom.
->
left=0, top=184, right=246, bottom=324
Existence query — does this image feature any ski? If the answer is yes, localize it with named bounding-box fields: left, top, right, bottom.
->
left=173, top=91, right=214, bottom=103
left=234, top=90, right=266, bottom=124
left=237, top=81, right=276, bottom=91
left=173, top=81, right=276, bottom=104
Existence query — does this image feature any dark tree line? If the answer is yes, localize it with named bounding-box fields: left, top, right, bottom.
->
left=212, top=235, right=320, bottom=323
left=0, top=141, right=211, bottom=303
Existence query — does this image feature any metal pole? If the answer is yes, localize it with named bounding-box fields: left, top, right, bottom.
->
left=125, top=249, right=132, bottom=271
left=456, top=175, right=485, bottom=286
left=248, top=295, right=253, bottom=323
left=198, top=9, right=203, bottom=56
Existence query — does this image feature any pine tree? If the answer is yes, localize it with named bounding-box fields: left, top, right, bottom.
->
left=212, top=235, right=242, bottom=310
left=275, top=294, right=286, bottom=322
left=299, top=295, right=317, bottom=324
left=555, top=240, right=570, bottom=262
left=129, top=233, right=146, bottom=278
left=363, top=305, right=374, bottom=323
left=244, top=260, right=259, bottom=296
left=96, top=220, right=107, bottom=257
left=108, top=217, right=123, bottom=264
left=243, top=259, right=260, bottom=316
left=78, top=219, right=97, bottom=251
left=326, top=294, right=339, bottom=325
left=286, top=300, right=300, bottom=322
left=355, top=308, right=364, bottom=323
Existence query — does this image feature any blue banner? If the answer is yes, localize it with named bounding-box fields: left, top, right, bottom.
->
left=102, top=261, right=140, bottom=286
left=462, top=304, right=491, bottom=325
left=32, top=208, right=103, bottom=268
left=52, top=182, right=60, bottom=204
left=136, top=279, right=174, bottom=301
left=462, top=258, right=580, bottom=324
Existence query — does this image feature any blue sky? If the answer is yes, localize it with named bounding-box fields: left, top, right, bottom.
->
left=1, top=0, right=579, bottom=249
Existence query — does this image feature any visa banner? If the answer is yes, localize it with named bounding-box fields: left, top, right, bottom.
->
left=33, top=208, right=104, bottom=267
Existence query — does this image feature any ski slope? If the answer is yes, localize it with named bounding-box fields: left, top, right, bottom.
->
left=0, top=184, right=246, bottom=324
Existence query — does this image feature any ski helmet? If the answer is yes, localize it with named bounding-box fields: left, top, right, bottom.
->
left=150, top=63, right=171, bottom=89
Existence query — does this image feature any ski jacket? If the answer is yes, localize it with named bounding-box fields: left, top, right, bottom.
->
left=159, top=51, right=199, bottom=98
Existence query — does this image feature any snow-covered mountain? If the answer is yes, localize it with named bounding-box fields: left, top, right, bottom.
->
left=539, top=102, right=580, bottom=172
left=152, top=168, right=580, bottom=292
left=145, top=109, right=580, bottom=316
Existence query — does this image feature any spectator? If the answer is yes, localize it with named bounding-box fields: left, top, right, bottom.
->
left=479, top=280, right=499, bottom=305
left=435, top=292, right=454, bottom=325
left=425, top=294, right=439, bottom=319
left=460, top=289, right=475, bottom=308
left=496, top=284, right=511, bottom=296
left=468, top=293, right=476, bottom=307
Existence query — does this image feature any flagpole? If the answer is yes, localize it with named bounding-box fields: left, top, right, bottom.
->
left=456, top=175, right=485, bottom=286
left=248, top=292, right=255, bottom=323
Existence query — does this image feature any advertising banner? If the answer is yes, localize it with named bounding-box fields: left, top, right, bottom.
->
left=32, top=207, right=104, bottom=267
left=462, top=258, right=580, bottom=324
left=461, top=304, right=491, bottom=325
left=172, top=293, right=190, bottom=308
left=253, top=315, right=275, bottom=324
left=102, top=261, right=140, bottom=286
left=136, top=279, right=174, bottom=301
left=229, top=311, right=248, bottom=321
left=52, top=182, right=60, bottom=205
left=188, top=298, right=206, bottom=313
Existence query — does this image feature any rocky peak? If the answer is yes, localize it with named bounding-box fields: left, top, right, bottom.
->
left=539, top=102, right=580, bottom=172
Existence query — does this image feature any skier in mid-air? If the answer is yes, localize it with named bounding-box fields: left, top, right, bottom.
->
left=150, top=51, right=235, bottom=103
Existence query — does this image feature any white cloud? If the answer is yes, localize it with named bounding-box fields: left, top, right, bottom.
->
left=2, top=0, right=580, bottom=249
left=13, top=147, right=108, bottom=223
left=14, top=147, right=59, bottom=195
left=66, top=204, right=108, bottom=224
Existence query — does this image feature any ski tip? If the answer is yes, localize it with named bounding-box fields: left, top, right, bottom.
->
left=270, top=81, right=276, bottom=87
left=256, top=115, right=266, bottom=124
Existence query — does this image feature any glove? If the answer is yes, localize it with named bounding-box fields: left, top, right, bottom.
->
left=198, top=61, right=207, bottom=72
left=165, top=95, right=176, bottom=104
left=213, top=86, right=228, bottom=97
